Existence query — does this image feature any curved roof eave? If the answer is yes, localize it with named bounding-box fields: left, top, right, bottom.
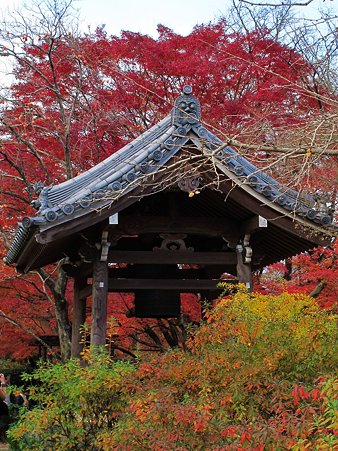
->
left=189, top=123, right=335, bottom=232
left=4, top=85, right=336, bottom=267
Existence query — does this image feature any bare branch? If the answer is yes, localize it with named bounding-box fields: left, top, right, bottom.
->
left=239, top=0, right=316, bottom=7
left=0, top=309, right=53, bottom=353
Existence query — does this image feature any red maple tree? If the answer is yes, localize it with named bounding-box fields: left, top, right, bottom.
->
left=256, top=240, right=338, bottom=311
left=0, top=0, right=336, bottom=360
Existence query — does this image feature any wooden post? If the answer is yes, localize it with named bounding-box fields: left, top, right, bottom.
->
left=236, top=242, right=252, bottom=292
left=91, top=259, right=108, bottom=346
left=71, top=278, right=87, bottom=358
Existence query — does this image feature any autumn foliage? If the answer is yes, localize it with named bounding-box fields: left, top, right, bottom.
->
left=1, top=21, right=335, bottom=229
left=8, top=291, right=338, bottom=449
left=257, top=240, right=338, bottom=310
left=0, top=4, right=336, bottom=360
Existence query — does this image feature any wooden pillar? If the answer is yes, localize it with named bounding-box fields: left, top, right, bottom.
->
left=236, top=242, right=252, bottom=292
left=71, top=278, right=87, bottom=358
left=91, top=259, right=108, bottom=346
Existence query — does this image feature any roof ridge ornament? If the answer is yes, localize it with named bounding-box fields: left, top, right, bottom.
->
left=171, top=85, right=201, bottom=127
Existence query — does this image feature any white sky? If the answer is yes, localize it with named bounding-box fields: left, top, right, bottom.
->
left=1, top=0, right=336, bottom=38
left=77, top=0, right=228, bottom=36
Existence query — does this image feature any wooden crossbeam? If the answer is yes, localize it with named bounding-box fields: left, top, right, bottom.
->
left=79, top=278, right=235, bottom=298
left=111, top=215, right=239, bottom=238
left=108, top=278, right=230, bottom=290
left=107, top=250, right=237, bottom=265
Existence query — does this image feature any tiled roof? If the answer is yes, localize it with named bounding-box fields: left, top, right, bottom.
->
left=4, top=85, right=334, bottom=266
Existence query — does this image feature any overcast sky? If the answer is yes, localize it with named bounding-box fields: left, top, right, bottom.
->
left=1, top=0, right=336, bottom=38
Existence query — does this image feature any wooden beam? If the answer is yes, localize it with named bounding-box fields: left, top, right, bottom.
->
left=108, top=268, right=205, bottom=278
left=79, top=279, right=235, bottom=298
left=107, top=278, right=233, bottom=291
left=66, top=265, right=232, bottom=288
left=112, top=215, right=239, bottom=238
left=63, top=262, right=93, bottom=278
left=108, top=250, right=237, bottom=265
left=240, top=215, right=268, bottom=235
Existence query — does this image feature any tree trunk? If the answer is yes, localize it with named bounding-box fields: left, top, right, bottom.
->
left=54, top=292, right=72, bottom=361
left=309, top=280, right=326, bottom=298
left=37, top=264, right=72, bottom=361
left=71, top=278, right=87, bottom=358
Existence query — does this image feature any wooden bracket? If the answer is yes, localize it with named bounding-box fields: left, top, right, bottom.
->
left=236, top=234, right=252, bottom=291
left=243, top=234, right=252, bottom=264
left=236, top=234, right=252, bottom=264
left=96, top=230, right=111, bottom=262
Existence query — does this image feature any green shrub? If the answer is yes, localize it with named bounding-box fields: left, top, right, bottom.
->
left=7, top=292, right=338, bottom=450
left=7, top=348, right=134, bottom=450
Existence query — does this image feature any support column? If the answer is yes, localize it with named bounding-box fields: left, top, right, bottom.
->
left=71, top=278, right=87, bottom=358
left=91, top=259, right=108, bottom=346
left=236, top=234, right=253, bottom=292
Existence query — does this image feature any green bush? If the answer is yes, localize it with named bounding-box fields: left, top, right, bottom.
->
left=7, top=292, right=338, bottom=450
left=7, top=348, right=134, bottom=450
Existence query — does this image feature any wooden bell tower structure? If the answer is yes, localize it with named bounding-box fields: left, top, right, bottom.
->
left=5, top=86, right=334, bottom=356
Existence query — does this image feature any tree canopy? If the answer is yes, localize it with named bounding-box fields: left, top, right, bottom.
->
left=0, top=0, right=337, bottom=360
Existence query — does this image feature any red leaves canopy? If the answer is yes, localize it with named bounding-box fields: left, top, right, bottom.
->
left=0, top=20, right=336, bottom=360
